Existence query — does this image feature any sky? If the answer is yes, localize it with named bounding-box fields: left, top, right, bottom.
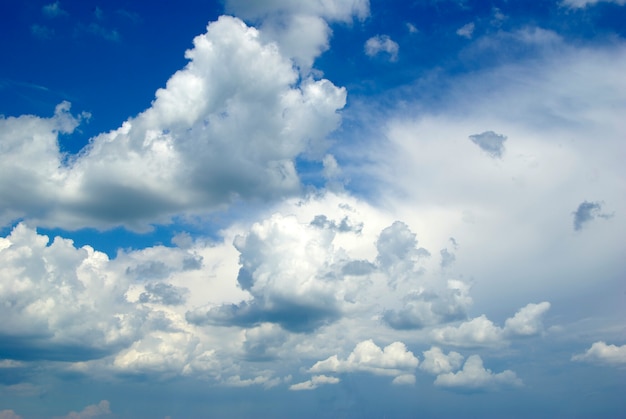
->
left=0, top=0, right=625, bottom=418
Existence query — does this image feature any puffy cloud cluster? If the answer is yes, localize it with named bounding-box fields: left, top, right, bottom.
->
left=1, top=16, right=347, bottom=231
left=572, top=341, right=626, bottom=365
left=434, top=355, right=522, bottom=390
left=308, top=339, right=418, bottom=384
left=432, top=302, right=551, bottom=347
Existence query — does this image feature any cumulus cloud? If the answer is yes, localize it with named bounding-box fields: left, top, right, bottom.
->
left=0, top=224, right=142, bottom=361
left=432, top=302, right=551, bottom=347
left=309, top=339, right=418, bottom=381
left=365, top=35, right=399, bottom=61
left=0, top=410, right=22, bottom=419
left=572, top=341, right=626, bottom=365
left=383, top=280, right=471, bottom=329
left=225, top=0, right=369, bottom=72
left=434, top=355, right=522, bottom=390
left=289, top=374, right=340, bottom=391
left=420, top=346, right=464, bottom=375
left=186, top=213, right=349, bottom=332
left=0, top=17, right=346, bottom=231
left=56, top=400, right=112, bottom=419
left=572, top=201, right=612, bottom=231
left=469, top=131, right=507, bottom=158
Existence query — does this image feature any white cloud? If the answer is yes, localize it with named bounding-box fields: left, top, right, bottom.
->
left=572, top=341, right=626, bottom=365
left=0, top=411, right=22, bottom=419
left=289, top=374, right=340, bottom=391
left=0, top=16, right=347, bottom=231
left=504, top=302, right=551, bottom=336
left=58, top=400, right=111, bottom=419
left=561, top=0, right=626, bottom=8
left=432, top=302, right=551, bottom=347
left=456, top=22, right=475, bottom=39
left=365, top=35, right=399, bottom=61
left=224, top=0, right=370, bottom=22
left=432, top=315, right=505, bottom=348
left=420, top=346, right=464, bottom=375
left=309, top=339, right=418, bottom=379
left=434, top=355, right=522, bottom=390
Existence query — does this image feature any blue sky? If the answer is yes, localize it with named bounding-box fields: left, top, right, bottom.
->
left=1, top=0, right=625, bottom=418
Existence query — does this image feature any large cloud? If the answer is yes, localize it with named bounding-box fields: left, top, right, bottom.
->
left=572, top=341, right=626, bottom=365
left=0, top=16, right=347, bottom=231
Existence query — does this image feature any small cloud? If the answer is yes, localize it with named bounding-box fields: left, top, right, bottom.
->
left=42, top=1, right=68, bottom=18
left=572, top=201, right=613, bottom=231
left=440, top=248, right=456, bottom=268
left=469, top=131, right=507, bottom=158
left=434, top=355, right=522, bottom=391
left=58, top=400, right=111, bottom=419
left=561, top=0, right=626, bottom=9
left=456, top=22, right=475, bottom=39
left=31, top=24, right=55, bottom=40
left=0, top=410, right=22, bottom=419
left=289, top=375, right=339, bottom=391
left=364, top=35, right=399, bottom=62
left=420, top=346, right=464, bottom=375
left=406, top=22, right=418, bottom=33
left=572, top=341, right=626, bottom=365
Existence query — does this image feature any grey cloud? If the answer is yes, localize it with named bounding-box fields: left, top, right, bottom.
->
left=572, top=200, right=613, bottom=231
left=139, top=282, right=188, bottom=306
left=383, top=281, right=471, bottom=330
left=469, top=131, right=507, bottom=158
left=440, top=249, right=456, bottom=268
left=341, top=260, right=376, bottom=276
left=310, top=214, right=363, bottom=233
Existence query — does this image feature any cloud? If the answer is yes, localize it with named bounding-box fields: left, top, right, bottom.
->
left=0, top=411, right=22, bottom=419
left=383, top=280, right=471, bottom=329
left=468, top=131, right=507, bottom=158
left=365, top=35, right=399, bottom=62
left=420, top=346, right=464, bottom=375
left=42, top=1, right=68, bottom=18
left=309, top=339, right=419, bottom=380
left=225, top=0, right=369, bottom=73
left=186, top=213, right=348, bottom=332
left=57, top=400, right=111, bottom=419
left=0, top=17, right=346, bottom=231
left=561, top=0, right=626, bottom=8
left=504, top=302, right=551, bottom=336
left=456, top=22, right=475, bottom=39
left=0, top=224, right=142, bottom=361
left=572, top=341, right=626, bottom=365
left=434, top=355, right=522, bottom=391
left=572, top=201, right=612, bottom=231
left=289, top=374, right=340, bottom=391
left=432, top=302, right=551, bottom=347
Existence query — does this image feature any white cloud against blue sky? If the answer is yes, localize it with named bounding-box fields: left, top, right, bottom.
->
left=0, top=0, right=625, bottom=417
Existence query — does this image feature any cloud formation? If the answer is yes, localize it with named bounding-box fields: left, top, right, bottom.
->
left=572, top=201, right=612, bottom=231
left=365, top=35, right=399, bottom=61
left=572, top=341, right=626, bottom=365
left=434, top=355, right=522, bottom=390
left=469, top=131, right=507, bottom=158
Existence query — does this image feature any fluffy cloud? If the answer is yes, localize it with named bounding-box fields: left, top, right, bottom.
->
left=1, top=16, right=347, bottom=231
left=572, top=341, right=626, bottom=365
left=456, top=22, right=475, bottom=39
left=432, top=302, right=551, bottom=347
left=434, top=355, right=522, bottom=390
left=0, top=411, right=22, bottom=419
left=289, top=374, right=340, bottom=391
left=382, top=280, right=471, bottom=329
left=309, top=339, right=418, bottom=381
left=225, top=0, right=369, bottom=72
left=0, top=224, right=141, bottom=361
left=58, top=400, right=112, bottom=419
left=420, top=346, right=464, bottom=375
left=364, top=35, right=399, bottom=61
